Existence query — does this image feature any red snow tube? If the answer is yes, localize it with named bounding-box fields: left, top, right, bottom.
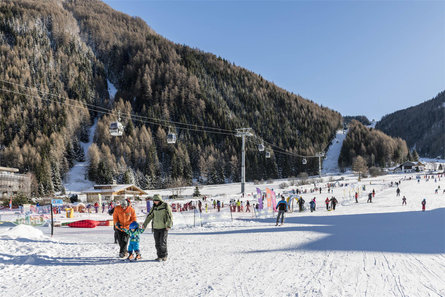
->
left=67, top=219, right=99, bottom=228
left=96, top=220, right=112, bottom=227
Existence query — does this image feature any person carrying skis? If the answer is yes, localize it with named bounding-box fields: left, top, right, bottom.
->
left=275, top=196, right=287, bottom=226
left=402, top=196, right=407, bottom=205
left=113, top=200, right=137, bottom=258
left=142, top=194, right=173, bottom=262
left=325, top=197, right=330, bottom=210
left=421, top=199, right=426, bottom=211
left=121, top=221, right=145, bottom=260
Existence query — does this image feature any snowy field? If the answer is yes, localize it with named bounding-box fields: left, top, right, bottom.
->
left=1, top=172, right=445, bottom=297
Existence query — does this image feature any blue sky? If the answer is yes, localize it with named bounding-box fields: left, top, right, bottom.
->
left=103, top=0, right=445, bottom=121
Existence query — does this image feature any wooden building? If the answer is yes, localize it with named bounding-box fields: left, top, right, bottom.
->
left=82, top=184, right=148, bottom=203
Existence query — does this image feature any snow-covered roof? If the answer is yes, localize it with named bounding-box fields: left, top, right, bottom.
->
left=82, top=184, right=147, bottom=195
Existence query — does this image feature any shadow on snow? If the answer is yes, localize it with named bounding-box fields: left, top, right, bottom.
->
left=174, top=208, right=445, bottom=254
left=0, top=253, right=159, bottom=266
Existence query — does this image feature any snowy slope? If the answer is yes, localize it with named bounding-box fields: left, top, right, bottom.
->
left=63, top=120, right=97, bottom=193
left=107, top=79, right=117, bottom=102
left=1, top=173, right=444, bottom=297
left=322, top=130, right=347, bottom=174
left=64, top=80, right=116, bottom=193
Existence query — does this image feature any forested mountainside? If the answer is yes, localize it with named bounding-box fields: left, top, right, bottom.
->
left=375, top=91, right=445, bottom=159
left=343, top=115, right=371, bottom=126
left=339, top=120, right=409, bottom=169
left=0, top=0, right=342, bottom=196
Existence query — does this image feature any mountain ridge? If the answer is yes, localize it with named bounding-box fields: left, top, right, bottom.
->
left=375, top=91, right=445, bottom=158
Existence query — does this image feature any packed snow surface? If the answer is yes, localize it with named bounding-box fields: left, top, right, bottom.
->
left=1, top=173, right=445, bottom=297
left=322, top=129, right=347, bottom=174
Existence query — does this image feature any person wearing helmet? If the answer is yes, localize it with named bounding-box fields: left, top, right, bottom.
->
left=142, top=194, right=173, bottom=262
left=121, top=221, right=145, bottom=260
left=113, top=199, right=137, bottom=258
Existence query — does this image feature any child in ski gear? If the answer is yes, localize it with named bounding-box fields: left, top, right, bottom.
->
left=142, top=194, right=173, bottom=262
left=121, top=221, right=145, bottom=260
left=309, top=199, right=315, bottom=212
left=421, top=199, right=426, bottom=211
left=113, top=200, right=137, bottom=258
left=276, top=196, right=287, bottom=226
left=402, top=196, right=407, bottom=205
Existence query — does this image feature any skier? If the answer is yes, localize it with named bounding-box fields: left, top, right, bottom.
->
left=94, top=202, right=99, bottom=213
left=402, top=196, right=407, bottom=205
left=355, top=192, right=358, bottom=203
left=325, top=197, right=330, bottom=210
left=142, top=194, right=173, bottom=262
left=309, top=199, right=315, bottom=212
left=421, top=199, right=426, bottom=211
left=330, top=197, right=338, bottom=210
left=396, top=188, right=401, bottom=197
left=372, top=189, right=375, bottom=198
left=121, top=221, right=145, bottom=260
left=367, top=192, right=372, bottom=203
left=198, top=200, right=202, bottom=213
left=217, top=200, right=221, bottom=212
left=246, top=200, right=251, bottom=212
left=102, top=202, right=105, bottom=213
left=275, top=196, right=287, bottom=226
left=113, top=200, right=136, bottom=258
left=298, top=197, right=305, bottom=212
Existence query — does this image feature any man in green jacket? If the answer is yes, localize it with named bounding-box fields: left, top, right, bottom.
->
left=142, top=194, right=173, bottom=261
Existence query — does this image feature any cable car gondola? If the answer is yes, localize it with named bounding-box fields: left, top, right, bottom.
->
left=265, top=151, right=271, bottom=158
left=109, top=121, right=124, bottom=136
left=258, top=143, right=265, bottom=152
left=109, top=112, right=124, bottom=136
left=302, top=158, right=307, bottom=165
left=167, top=128, right=177, bottom=144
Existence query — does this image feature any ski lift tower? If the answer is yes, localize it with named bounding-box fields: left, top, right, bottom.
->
left=236, top=128, right=253, bottom=195
left=316, top=152, right=325, bottom=178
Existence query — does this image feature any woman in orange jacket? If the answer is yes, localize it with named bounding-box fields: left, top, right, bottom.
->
left=113, top=200, right=137, bottom=258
